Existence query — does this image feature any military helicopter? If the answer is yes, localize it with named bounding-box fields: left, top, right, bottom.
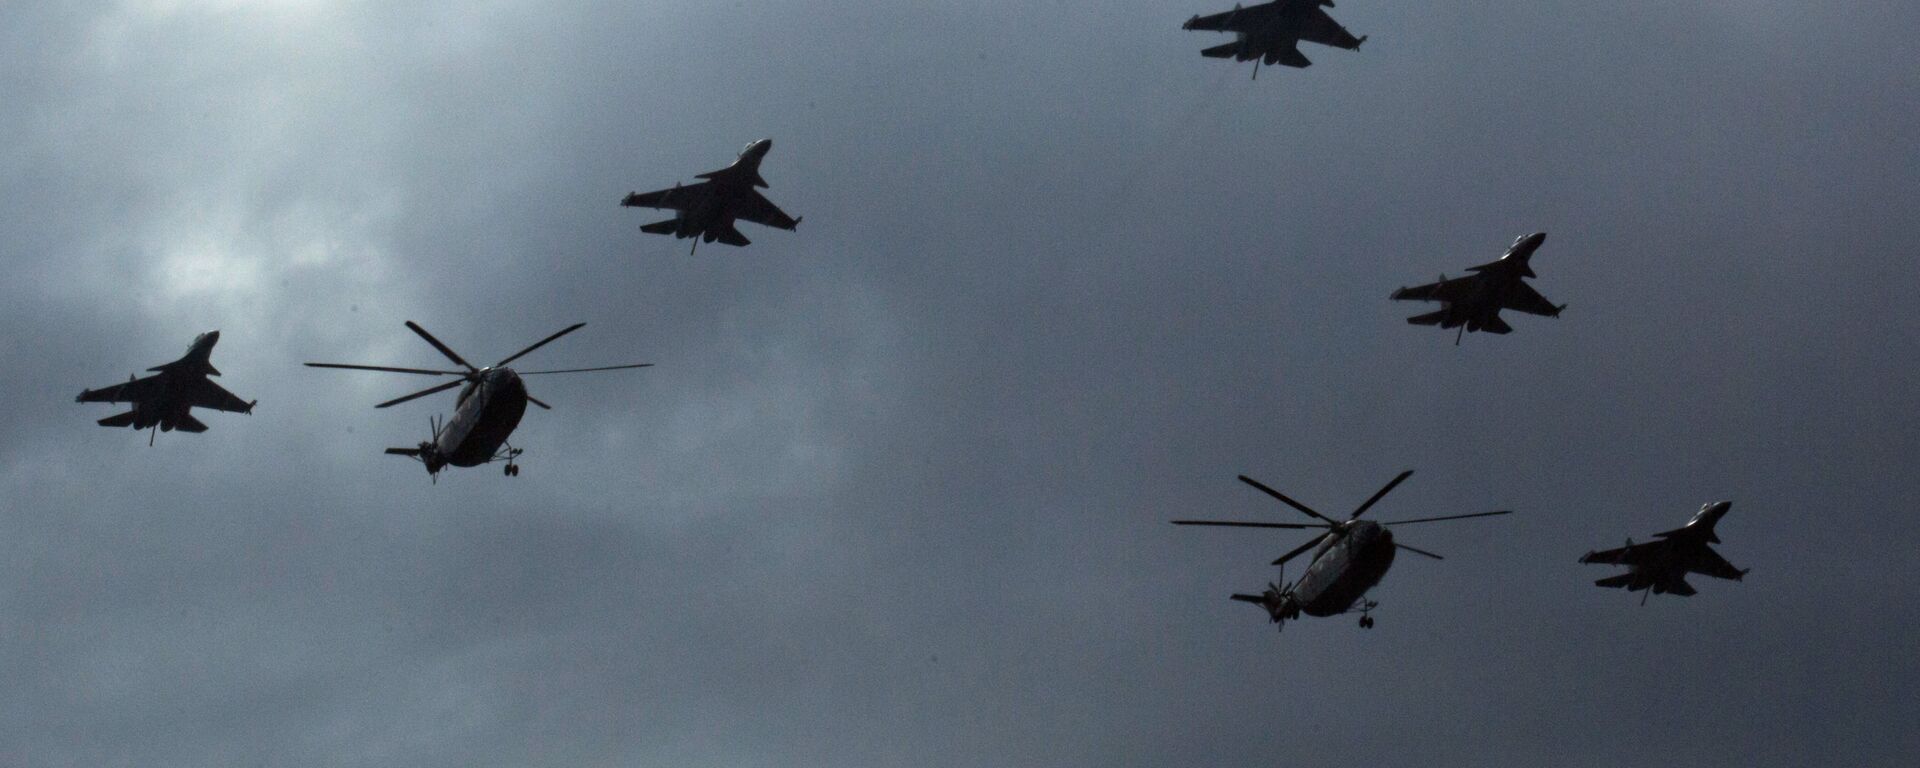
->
left=306, top=321, right=650, bottom=479
left=1174, top=471, right=1510, bottom=630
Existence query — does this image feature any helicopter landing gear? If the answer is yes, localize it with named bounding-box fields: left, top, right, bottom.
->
left=1356, top=600, right=1379, bottom=629
left=498, top=445, right=524, bottom=477
left=503, top=463, right=519, bottom=476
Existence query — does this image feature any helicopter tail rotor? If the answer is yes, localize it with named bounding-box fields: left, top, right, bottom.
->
left=1231, top=581, right=1298, bottom=630
left=382, top=416, right=447, bottom=482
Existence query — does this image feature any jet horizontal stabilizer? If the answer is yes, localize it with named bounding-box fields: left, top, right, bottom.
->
left=1406, top=310, right=1447, bottom=326
left=1200, top=42, right=1245, bottom=59
left=639, top=219, right=679, bottom=235
left=1594, top=574, right=1635, bottom=589
left=97, top=411, right=139, bottom=428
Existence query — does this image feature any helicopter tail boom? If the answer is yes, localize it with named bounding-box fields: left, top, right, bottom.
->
left=384, top=439, right=447, bottom=481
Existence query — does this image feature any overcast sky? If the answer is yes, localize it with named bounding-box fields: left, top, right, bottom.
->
left=3, top=1, right=1918, bottom=766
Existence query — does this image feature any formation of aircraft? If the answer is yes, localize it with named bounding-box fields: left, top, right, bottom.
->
left=1182, top=0, right=1366, bottom=78
left=75, top=331, right=256, bottom=445
left=620, top=139, right=801, bottom=253
left=305, top=322, right=650, bottom=479
left=1390, top=232, right=1568, bottom=344
left=68, top=9, right=1763, bottom=643
left=1582, top=502, right=1749, bottom=604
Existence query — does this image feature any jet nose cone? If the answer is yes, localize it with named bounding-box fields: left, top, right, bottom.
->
left=199, top=330, right=220, bottom=345
left=747, top=138, right=772, bottom=156
left=1706, top=500, right=1732, bottom=516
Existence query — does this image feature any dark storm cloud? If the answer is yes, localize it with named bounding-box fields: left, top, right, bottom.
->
left=3, top=1, right=1918, bottom=766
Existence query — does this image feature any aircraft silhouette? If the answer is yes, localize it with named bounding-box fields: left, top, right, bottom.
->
left=307, top=322, right=649, bottom=480
left=1176, top=471, right=1510, bottom=630
left=76, top=330, right=255, bottom=444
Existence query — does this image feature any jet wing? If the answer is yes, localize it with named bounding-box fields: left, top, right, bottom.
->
left=733, top=190, right=800, bottom=231
left=188, top=378, right=255, bottom=414
left=1685, top=547, right=1748, bottom=581
left=1503, top=282, right=1565, bottom=317
left=78, top=374, right=164, bottom=404
left=1391, top=276, right=1476, bottom=304
left=1183, top=4, right=1277, bottom=33
left=1581, top=541, right=1659, bottom=566
left=621, top=182, right=710, bottom=212
left=1298, top=8, right=1364, bottom=50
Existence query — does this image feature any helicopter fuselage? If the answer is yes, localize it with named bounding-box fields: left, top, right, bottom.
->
left=1291, top=521, right=1397, bottom=617
left=435, top=368, right=528, bottom=467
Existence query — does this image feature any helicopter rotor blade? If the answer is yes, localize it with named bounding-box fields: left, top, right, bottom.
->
left=495, top=323, right=586, bottom=368
left=1376, top=510, right=1513, bottom=526
left=1237, top=475, right=1340, bottom=525
left=1170, top=520, right=1326, bottom=529
left=517, top=363, right=654, bottom=375
left=526, top=394, right=552, bottom=410
left=1349, top=470, right=1414, bottom=521
left=1394, top=542, right=1445, bottom=560
left=405, top=322, right=478, bottom=372
left=304, top=362, right=466, bottom=376
left=1271, top=531, right=1332, bottom=566
left=374, top=379, right=465, bottom=409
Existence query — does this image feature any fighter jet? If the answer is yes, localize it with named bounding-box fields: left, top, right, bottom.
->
left=1181, top=0, right=1367, bottom=79
left=1581, top=501, right=1749, bottom=604
left=76, top=330, right=256, bottom=444
left=1390, top=232, right=1567, bottom=344
left=620, top=139, right=801, bottom=253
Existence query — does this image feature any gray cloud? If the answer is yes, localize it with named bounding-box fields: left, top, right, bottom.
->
left=2, top=1, right=1918, bottom=766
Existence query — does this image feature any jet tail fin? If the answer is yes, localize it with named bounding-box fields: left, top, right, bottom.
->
left=711, top=223, right=751, bottom=247
left=1594, top=574, right=1635, bottom=589
left=174, top=414, right=208, bottom=433
left=97, top=411, right=139, bottom=428
left=1266, top=47, right=1312, bottom=68
left=1407, top=310, right=1447, bottom=326
left=639, top=219, right=679, bottom=235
